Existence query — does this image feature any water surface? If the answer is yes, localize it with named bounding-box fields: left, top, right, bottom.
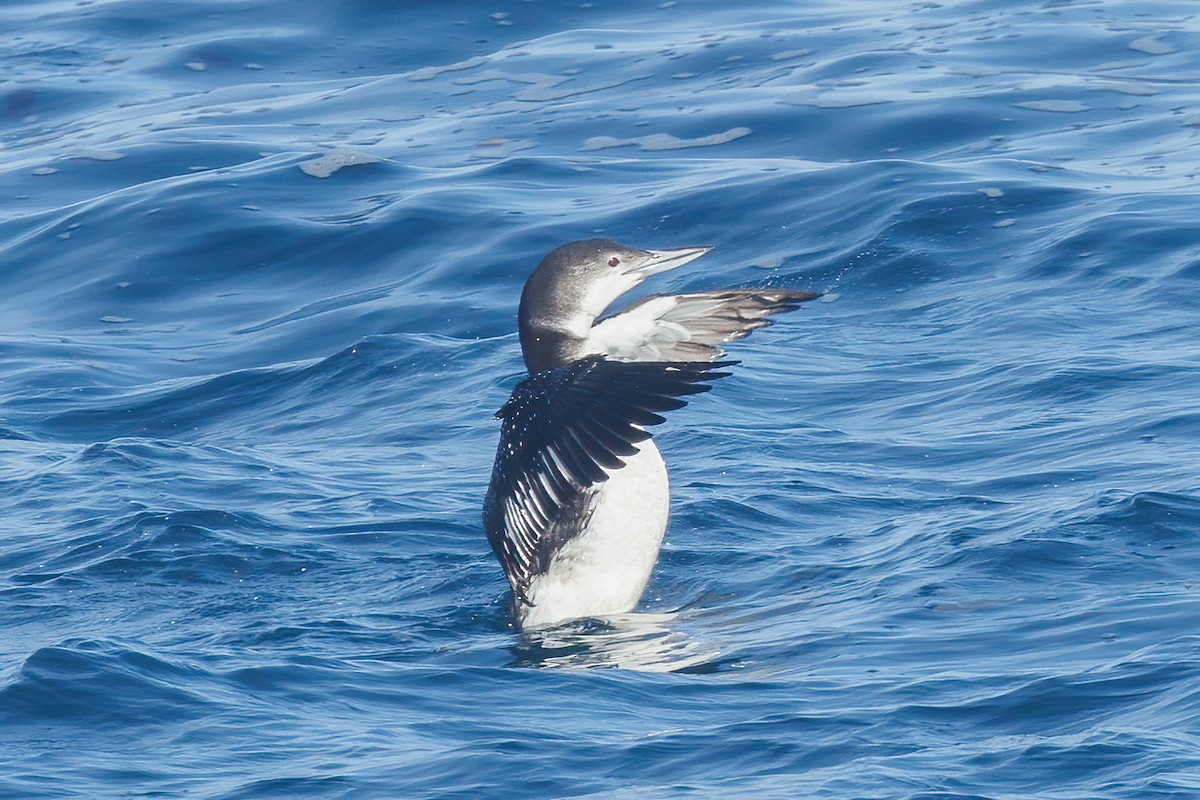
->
left=2, top=1, right=1199, bottom=798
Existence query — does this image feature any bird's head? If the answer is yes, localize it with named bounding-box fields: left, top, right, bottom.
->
left=521, top=238, right=709, bottom=328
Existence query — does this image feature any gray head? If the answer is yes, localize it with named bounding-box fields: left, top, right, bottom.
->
left=518, top=238, right=709, bottom=373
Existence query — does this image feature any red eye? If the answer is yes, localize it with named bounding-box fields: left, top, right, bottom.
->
left=608, top=257, right=620, bottom=267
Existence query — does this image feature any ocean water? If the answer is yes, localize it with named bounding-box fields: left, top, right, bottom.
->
left=2, top=0, right=1199, bottom=797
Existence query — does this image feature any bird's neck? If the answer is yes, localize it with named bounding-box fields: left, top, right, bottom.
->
left=517, top=267, right=630, bottom=372
left=519, top=317, right=591, bottom=373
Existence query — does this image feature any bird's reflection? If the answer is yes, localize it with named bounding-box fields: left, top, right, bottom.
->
left=510, top=611, right=731, bottom=673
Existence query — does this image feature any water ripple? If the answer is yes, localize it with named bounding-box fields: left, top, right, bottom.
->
left=2, top=0, right=1199, bottom=798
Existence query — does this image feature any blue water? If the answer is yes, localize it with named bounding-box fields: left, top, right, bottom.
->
left=3, top=0, right=1199, bottom=797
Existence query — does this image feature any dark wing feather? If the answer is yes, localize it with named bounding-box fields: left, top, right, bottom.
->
left=482, top=355, right=735, bottom=602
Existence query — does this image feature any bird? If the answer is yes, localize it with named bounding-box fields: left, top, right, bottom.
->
left=483, top=239, right=819, bottom=629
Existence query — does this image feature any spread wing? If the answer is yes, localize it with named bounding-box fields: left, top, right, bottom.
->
left=588, top=289, right=821, bottom=362
left=483, top=356, right=735, bottom=603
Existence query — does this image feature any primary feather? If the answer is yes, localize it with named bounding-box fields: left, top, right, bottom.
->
left=588, top=289, right=822, bottom=362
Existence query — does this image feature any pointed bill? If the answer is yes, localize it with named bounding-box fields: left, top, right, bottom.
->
left=635, top=246, right=711, bottom=277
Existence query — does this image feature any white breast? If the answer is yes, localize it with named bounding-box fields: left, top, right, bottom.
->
left=517, top=440, right=670, bottom=628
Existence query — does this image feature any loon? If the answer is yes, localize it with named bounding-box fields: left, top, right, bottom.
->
left=483, top=239, right=819, bottom=629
